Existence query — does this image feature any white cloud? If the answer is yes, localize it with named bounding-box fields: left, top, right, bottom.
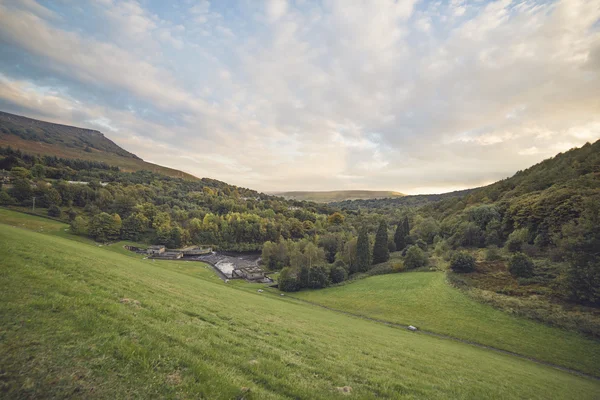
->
left=266, top=0, right=288, bottom=22
left=0, top=0, right=598, bottom=193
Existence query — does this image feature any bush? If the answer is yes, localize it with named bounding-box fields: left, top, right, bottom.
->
left=433, top=239, right=449, bottom=258
left=391, top=261, right=405, bottom=272
left=450, top=251, right=476, bottom=273
left=509, top=253, right=535, bottom=278
left=404, top=246, right=428, bottom=269
left=485, top=246, right=503, bottom=261
left=330, top=265, right=348, bottom=284
left=47, top=204, right=62, bottom=218
left=415, top=239, right=427, bottom=251
left=0, top=190, right=15, bottom=205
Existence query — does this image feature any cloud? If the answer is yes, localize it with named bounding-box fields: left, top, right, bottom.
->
left=0, top=0, right=598, bottom=194
left=266, top=0, right=288, bottom=22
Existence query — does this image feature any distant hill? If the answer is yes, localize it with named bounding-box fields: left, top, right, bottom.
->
left=331, top=188, right=478, bottom=209
left=0, top=111, right=197, bottom=180
left=272, top=190, right=405, bottom=203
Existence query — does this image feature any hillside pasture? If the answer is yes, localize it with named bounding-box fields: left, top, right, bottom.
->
left=291, top=272, right=600, bottom=377
left=1, top=223, right=599, bottom=398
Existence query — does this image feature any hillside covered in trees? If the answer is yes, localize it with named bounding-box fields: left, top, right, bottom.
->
left=0, top=111, right=197, bottom=180
left=1, top=136, right=599, bottom=314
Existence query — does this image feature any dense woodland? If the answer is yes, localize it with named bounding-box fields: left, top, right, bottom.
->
left=1, top=140, right=599, bottom=309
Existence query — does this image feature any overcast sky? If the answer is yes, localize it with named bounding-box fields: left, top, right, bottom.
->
left=0, top=0, right=598, bottom=194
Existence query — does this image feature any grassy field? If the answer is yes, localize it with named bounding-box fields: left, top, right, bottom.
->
left=291, top=273, right=600, bottom=377
left=1, top=213, right=600, bottom=398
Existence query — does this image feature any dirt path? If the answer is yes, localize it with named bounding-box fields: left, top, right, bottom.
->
left=284, top=294, right=600, bottom=382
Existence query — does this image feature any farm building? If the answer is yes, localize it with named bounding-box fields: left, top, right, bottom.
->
left=147, top=245, right=166, bottom=255
left=178, top=246, right=212, bottom=256
left=161, top=251, right=184, bottom=259
left=233, top=266, right=266, bottom=281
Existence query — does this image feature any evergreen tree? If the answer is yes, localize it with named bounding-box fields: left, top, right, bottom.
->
left=356, top=227, right=371, bottom=272
left=394, top=216, right=409, bottom=251
left=373, top=220, right=390, bottom=264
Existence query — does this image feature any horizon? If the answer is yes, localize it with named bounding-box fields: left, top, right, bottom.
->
left=0, top=0, right=599, bottom=193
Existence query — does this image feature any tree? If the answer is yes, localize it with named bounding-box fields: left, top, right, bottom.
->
left=329, top=264, right=348, bottom=284
left=168, top=226, right=184, bottom=248
left=10, top=166, right=30, bottom=180
left=278, top=267, right=299, bottom=292
left=121, top=213, right=148, bottom=241
left=411, top=216, right=440, bottom=244
left=44, top=188, right=62, bottom=207
left=47, top=204, right=61, bottom=218
left=340, top=237, right=358, bottom=273
left=506, top=228, right=529, bottom=253
left=308, top=265, right=330, bottom=289
left=560, top=199, right=600, bottom=305
left=508, top=253, right=534, bottom=278
left=394, top=216, right=409, bottom=251
left=450, top=251, right=476, bottom=273
left=31, top=164, right=45, bottom=178
left=404, top=245, right=427, bottom=269
left=70, top=216, right=88, bottom=235
left=356, top=227, right=371, bottom=272
left=372, top=220, right=390, bottom=264
left=89, top=212, right=121, bottom=242
left=327, top=212, right=345, bottom=225
left=319, top=234, right=341, bottom=263
left=0, top=190, right=15, bottom=205
left=9, top=179, right=32, bottom=202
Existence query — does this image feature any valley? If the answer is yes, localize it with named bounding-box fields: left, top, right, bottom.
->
left=1, top=213, right=599, bottom=399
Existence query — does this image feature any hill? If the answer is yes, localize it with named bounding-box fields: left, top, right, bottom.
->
left=1, top=211, right=599, bottom=398
left=331, top=188, right=477, bottom=209
left=292, top=272, right=600, bottom=376
left=0, top=111, right=197, bottom=180
left=272, top=190, right=405, bottom=203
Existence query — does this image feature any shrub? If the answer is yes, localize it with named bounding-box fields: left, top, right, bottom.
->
left=0, top=190, right=15, bottom=205
left=392, top=261, right=405, bottom=272
left=415, top=239, right=427, bottom=251
left=450, top=251, right=476, bottom=273
left=329, top=265, right=348, bottom=284
left=485, top=246, right=502, bottom=261
left=47, top=204, right=62, bottom=218
left=509, top=253, right=535, bottom=278
left=67, top=208, right=78, bottom=221
left=404, top=246, right=427, bottom=269
left=433, top=239, right=449, bottom=258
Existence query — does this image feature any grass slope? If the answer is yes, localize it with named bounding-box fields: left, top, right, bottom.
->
left=0, top=219, right=599, bottom=398
left=292, top=273, right=600, bottom=377
left=273, top=190, right=404, bottom=203
left=0, top=111, right=198, bottom=180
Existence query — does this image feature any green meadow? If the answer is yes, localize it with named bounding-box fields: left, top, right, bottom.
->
left=292, top=273, right=600, bottom=377
left=1, top=210, right=599, bottom=399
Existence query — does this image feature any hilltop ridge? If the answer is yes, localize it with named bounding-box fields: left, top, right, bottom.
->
left=0, top=111, right=197, bottom=180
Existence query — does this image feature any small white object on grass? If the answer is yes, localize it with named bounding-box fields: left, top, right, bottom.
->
left=408, top=325, right=418, bottom=331
left=280, top=293, right=285, bottom=296
left=258, top=289, right=264, bottom=293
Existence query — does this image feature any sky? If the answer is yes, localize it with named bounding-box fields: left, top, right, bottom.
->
left=0, top=0, right=599, bottom=194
